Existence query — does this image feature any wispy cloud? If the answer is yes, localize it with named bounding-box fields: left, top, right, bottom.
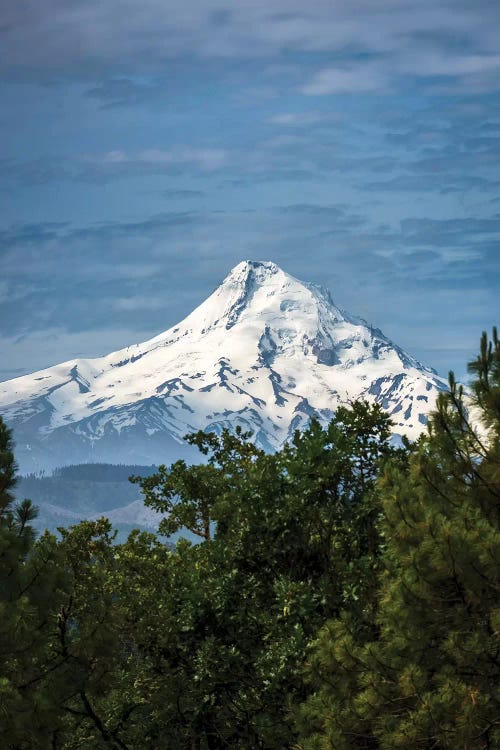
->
left=1, top=148, right=229, bottom=188
left=1, top=206, right=497, bottom=355
left=301, top=52, right=500, bottom=97
left=84, top=148, right=228, bottom=177
left=362, top=175, right=500, bottom=195
left=2, top=0, right=499, bottom=90
left=268, top=111, right=343, bottom=127
left=161, top=189, right=205, bottom=199
left=302, top=67, right=389, bottom=95
left=85, top=78, right=166, bottom=108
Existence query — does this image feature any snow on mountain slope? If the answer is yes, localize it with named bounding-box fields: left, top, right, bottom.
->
left=0, top=260, right=447, bottom=472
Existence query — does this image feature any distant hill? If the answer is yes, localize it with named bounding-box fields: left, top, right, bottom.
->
left=16, top=463, right=166, bottom=542
left=50, top=462, right=158, bottom=484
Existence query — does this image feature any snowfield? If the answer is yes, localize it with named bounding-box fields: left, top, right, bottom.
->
left=0, top=261, right=447, bottom=472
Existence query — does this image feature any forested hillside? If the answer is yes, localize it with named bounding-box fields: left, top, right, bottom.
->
left=1, top=330, right=498, bottom=749
left=15, top=464, right=159, bottom=539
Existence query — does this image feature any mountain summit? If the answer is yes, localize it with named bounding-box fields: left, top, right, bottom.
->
left=0, top=260, right=446, bottom=472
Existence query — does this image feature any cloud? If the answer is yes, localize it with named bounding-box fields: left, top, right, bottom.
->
left=2, top=128, right=402, bottom=191
left=0, top=159, right=69, bottom=187
left=400, top=215, right=500, bottom=243
left=2, top=0, right=500, bottom=95
left=85, top=78, right=166, bottom=108
left=273, top=203, right=366, bottom=229
left=362, top=174, right=500, bottom=195
left=111, top=295, right=168, bottom=312
left=301, top=51, right=500, bottom=97
left=161, top=189, right=205, bottom=199
left=83, top=148, right=228, bottom=178
left=100, top=148, right=226, bottom=169
left=268, top=111, right=343, bottom=127
left=0, top=203, right=497, bottom=380
left=301, top=67, right=389, bottom=95
left=1, top=148, right=228, bottom=188
left=480, top=121, right=500, bottom=132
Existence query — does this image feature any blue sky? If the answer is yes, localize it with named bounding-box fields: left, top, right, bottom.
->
left=1, top=0, right=499, bottom=383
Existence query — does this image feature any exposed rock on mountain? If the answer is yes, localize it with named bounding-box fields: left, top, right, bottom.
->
left=0, top=260, right=447, bottom=473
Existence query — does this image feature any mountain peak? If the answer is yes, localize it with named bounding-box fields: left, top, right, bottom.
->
left=180, top=259, right=301, bottom=334
left=0, top=260, right=447, bottom=472
left=230, top=259, right=280, bottom=275
left=223, top=259, right=283, bottom=290
left=223, top=260, right=334, bottom=309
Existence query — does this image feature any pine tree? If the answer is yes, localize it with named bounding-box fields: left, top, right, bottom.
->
left=0, top=417, right=68, bottom=748
left=298, top=330, right=500, bottom=749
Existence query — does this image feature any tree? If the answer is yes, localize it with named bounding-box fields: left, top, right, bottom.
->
left=128, top=402, right=399, bottom=748
left=0, top=421, right=121, bottom=749
left=132, top=426, right=262, bottom=541
left=298, top=330, right=500, bottom=749
left=0, top=417, right=67, bottom=748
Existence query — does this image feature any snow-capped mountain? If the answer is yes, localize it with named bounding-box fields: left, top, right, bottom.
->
left=1, top=260, right=447, bottom=473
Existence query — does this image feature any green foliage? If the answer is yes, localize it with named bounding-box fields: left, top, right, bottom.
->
left=0, top=417, right=17, bottom=511
left=1, top=330, right=498, bottom=749
left=298, top=330, right=500, bottom=750
left=120, top=402, right=396, bottom=747
left=132, top=425, right=263, bottom=540
left=0, top=418, right=67, bottom=749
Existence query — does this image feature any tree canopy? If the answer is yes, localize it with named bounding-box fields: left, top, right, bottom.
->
left=0, top=329, right=498, bottom=749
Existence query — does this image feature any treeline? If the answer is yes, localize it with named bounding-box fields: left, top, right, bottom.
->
left=0, top=331, right=499, bottom=749
left=18, top=463, right=159, bottom=521
left=51, top=463, right=158, bottom=482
